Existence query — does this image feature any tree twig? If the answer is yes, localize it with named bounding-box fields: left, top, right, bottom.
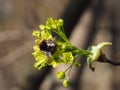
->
left=98, top=54, right=120, bottom=66
left=105, top=59, right=120, bottom=66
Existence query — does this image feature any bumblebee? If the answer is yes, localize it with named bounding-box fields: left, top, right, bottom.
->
left=39, top=39, right=57, bottom=56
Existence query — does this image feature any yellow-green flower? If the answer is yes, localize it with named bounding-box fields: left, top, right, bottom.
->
left=32, top=51, right=47, bottom=61
left=63, top=52, right=74, bottom=64
left=32, top=30, right=52, bottom=41
left=50, top=60, right=60, bottom=68
left=41, top=30, right=52, bottom=40
left=46, top=17, right=64, bottom=30
left=57, top=42, right=67, bottom=51
left=32, top=50, right=48, bottom=70
left=32, top=30, right=40, bottom=38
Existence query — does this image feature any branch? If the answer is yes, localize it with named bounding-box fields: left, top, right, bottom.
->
left=105, top=59, right=120, bottom=66
left=98, top=54, right=120, bottom=66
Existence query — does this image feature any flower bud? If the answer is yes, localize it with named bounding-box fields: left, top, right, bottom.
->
left=56, top=71, right=65, bottom=79
left=62, top=80, right=69, bottom=87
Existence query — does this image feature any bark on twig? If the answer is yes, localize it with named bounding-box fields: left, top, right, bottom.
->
left=98, top=54, right=120, bottom=66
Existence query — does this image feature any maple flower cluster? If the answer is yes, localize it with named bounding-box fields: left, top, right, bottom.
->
left=32, top=18, right=75, bottom=69
left=32, top=18, right=78, bottom=87
left=32, top=18, right=112, bottom=87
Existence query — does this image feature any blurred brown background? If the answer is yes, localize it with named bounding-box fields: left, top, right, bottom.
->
left=0, top=0, right=120, bottom=90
